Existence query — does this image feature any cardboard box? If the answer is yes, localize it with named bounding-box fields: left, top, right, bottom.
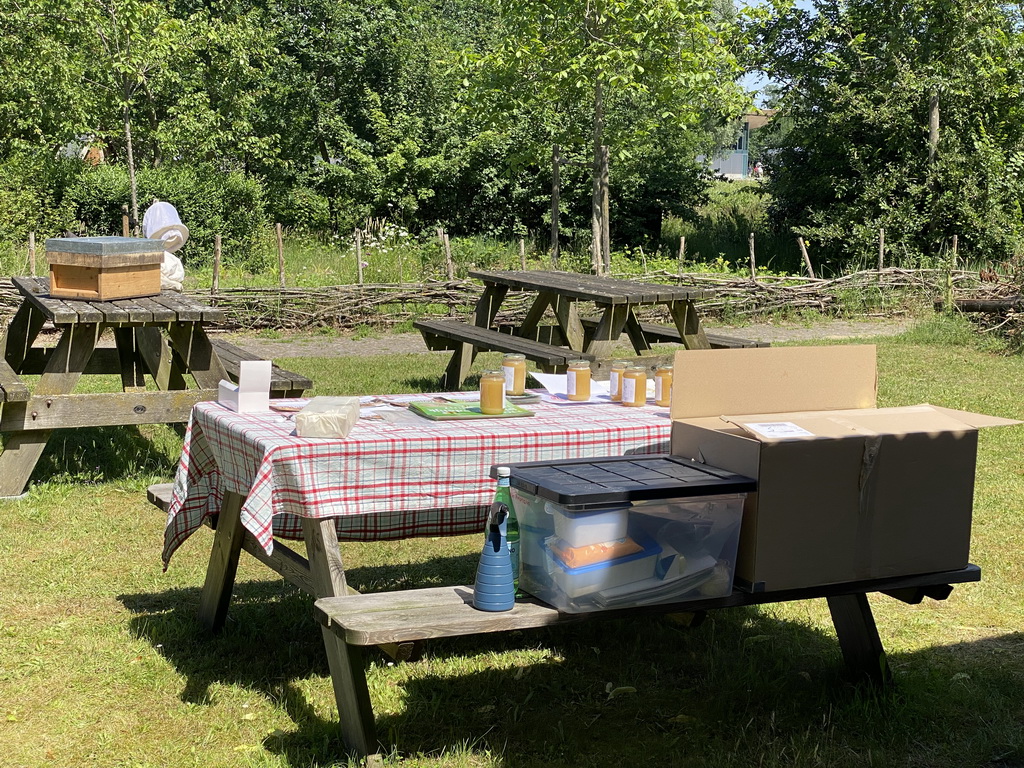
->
left=46, top=236, right=164, bottom=300
left=669, top=345, right=1019, bottom=592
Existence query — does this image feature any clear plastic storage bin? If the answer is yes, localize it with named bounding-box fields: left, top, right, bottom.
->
left=501, top=455, right=755, bottom=613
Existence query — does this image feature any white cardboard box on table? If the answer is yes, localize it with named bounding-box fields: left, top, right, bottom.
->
left=218, top=360, right=272, bottom=413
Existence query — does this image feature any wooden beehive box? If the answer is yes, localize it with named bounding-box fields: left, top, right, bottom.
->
left=46, top=236, right=164, bottom=300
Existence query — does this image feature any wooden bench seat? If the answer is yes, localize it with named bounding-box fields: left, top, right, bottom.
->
left=11, top=338, right=311, bottom=399
left=313, top=565, right=979, bottom=759
left=415, top=318, right=595, bottom=389
left=209, top=338, right=312, bottom=398
left=578, top=318, right=768, bottom=349
left=415, top=319, right=595, bottom=367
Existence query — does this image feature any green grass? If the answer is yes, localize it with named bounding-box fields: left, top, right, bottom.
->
left=2, top=319, right=1024, bottom=767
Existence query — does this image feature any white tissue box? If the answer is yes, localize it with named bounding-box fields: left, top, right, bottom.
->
left=295, top=396, right=360, bottom=438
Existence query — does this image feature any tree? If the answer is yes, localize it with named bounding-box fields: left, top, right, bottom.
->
left=754, top=0, right=1024, bottom=271
left=463, top=0, right=748, bottom=268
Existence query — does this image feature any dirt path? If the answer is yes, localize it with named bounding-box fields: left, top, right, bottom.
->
left=219, top=317, right=915, bottom=359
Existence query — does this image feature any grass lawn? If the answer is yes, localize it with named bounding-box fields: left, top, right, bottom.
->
left=1, top=317, right=1023, bottom=767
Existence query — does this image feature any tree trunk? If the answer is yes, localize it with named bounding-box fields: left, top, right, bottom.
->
left=928, top=90, right=940, bottom=164
left=550, top=144, right=561, bottom=268
left=591, top=81, right=604, bottom=274
left=124, top=103, right=139, bottom=235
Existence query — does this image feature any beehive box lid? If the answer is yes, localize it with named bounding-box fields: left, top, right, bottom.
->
left=46, top=236, right=164, bottom=256
left=500, top=454, right=755, bottom=505
left=47, top=237, right=164, bottom=268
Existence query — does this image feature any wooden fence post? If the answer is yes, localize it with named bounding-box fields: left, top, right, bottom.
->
left=639, top=245, right=648, bottom=275
left=878, top=228, right=885, bottom=271
left=355, top=229, right=364, bottom=285
left=276, top=223, right=285, bottom=288
left=519, top=238, right=526, bottom=270
left=796, top=236, right=815, bottom=278
left=443, top=232, right=453, bottom=278
left=678, top=236, right=686, bottom=276
left=28, top=232, right=36, bottom=276
left=748, top=232, right=756, bottom=280
left=439, top=227, right=454, bottom=280
left=212, top=234, right=221, bottom=294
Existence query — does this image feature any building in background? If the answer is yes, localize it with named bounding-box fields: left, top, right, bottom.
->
left=703, top=109, right=776, bottom=179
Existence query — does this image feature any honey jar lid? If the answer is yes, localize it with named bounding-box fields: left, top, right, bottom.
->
left=503, top=353, right=526, bottom=361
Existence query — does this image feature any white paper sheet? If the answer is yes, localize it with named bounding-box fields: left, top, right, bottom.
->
left=528, top=371, right=611, bottom=402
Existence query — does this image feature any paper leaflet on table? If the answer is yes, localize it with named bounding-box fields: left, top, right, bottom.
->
left=529, top=371, right=654, bottom=401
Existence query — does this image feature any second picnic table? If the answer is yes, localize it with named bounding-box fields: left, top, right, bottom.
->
left=416, top=269, right=728, bottom=390
left=0, top=276, right=311, bottom=498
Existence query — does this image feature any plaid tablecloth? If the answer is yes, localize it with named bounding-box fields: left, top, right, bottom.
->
left=162, top=394, right=673, bottom=567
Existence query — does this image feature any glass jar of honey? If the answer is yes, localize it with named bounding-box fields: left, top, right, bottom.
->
left=621, top=365, right=648, bottom=407
left=566, top=360, right=592, bottom=401
left=654, top=364, right=673, bottom=407
left=502, top=353, right=527, bottom=395
left=608, top=360, right=629, bottom=402
left=479, top=370, right=506, bottom=414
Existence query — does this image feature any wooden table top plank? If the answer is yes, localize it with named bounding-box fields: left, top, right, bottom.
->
left=469, top=270, right=711, bottom=304
left=110, top=296, right=157, bottom=323
left=147, top=293, right=203, bottom=322
left=82, top=298, right=133, bottom=323
left=11, top=276, right=103, bottom=323
left=132, top=296, right=178, bottom=322
left=164, top=291, right=226, bottom=323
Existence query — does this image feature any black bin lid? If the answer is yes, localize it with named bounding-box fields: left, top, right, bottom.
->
left=496, top=454, right=756, bottom=505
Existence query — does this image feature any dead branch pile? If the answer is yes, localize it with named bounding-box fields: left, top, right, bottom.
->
left=0, top=268, right=1016, bottom=331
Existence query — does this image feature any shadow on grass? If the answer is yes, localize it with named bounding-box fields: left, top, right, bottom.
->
left=117, top=574, right=1024, bottom=767
left=20, top=424, right=182, bottom=485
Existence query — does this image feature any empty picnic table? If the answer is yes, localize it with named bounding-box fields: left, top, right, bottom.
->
left=415, top=270, right=724, bottom=390
left=0, top=276, right=310, bottom=497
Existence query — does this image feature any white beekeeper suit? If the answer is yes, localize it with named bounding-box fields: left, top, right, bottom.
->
left=142, top=200, right=187, bottom=291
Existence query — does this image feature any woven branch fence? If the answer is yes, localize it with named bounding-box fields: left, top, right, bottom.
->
left=0, top=268, right=1014, bottom=331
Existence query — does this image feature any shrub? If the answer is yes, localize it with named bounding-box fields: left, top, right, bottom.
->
left=63, top=164, right=270, bottom=271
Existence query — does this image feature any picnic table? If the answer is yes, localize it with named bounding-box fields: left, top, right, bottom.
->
left=0, top=276, right=310, bottom=497
left=159, top=394, right=980, bottom=760
left=415, top=269, right=762, bottom=390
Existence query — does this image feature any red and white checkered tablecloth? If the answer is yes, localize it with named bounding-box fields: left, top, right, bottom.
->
left=162, top=394, right=673, bottom=567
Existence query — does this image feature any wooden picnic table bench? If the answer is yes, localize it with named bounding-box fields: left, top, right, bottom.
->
left=416, top=270, right=717, bottom=389
left=0, top=276, right=311, bottom=497
left=414, top=318, right=595, bottom=370
left=313, top=564, right=981, bottom=760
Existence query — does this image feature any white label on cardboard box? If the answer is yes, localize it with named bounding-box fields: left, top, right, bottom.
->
left=742, top=421, right=815, bottom=439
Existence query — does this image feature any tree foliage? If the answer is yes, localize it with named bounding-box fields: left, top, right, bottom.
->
left=755, top=0, right=1024, bottom=271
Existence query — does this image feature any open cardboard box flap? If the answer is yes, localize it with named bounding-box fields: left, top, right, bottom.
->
left=670, top=344, right=1020, bottom=430
left=670, top=344, right=878, bottom=420
left=720, top=404, right=1019, bottom=442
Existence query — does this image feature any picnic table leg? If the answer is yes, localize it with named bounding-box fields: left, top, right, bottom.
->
left=136, top=327, right=188, bottom=390
left=0, top=322, right=98, bottom=498
left=440, top=283, right=512, bottom=391
left=585, top=304, right=630, bottom=358
left=551, top=295, right=586, bottom=350
left=826, top=593, right=892, bottom=685
left=197, top=490, right=246, bottom=632
left=621, top=308, right=653, bottom=352
left=302, top=517, right=380, bottom=759
left=667, top=300, right=711, bottom=350
left=166, top=323, right=230, bottom=389
left=113, top=328, right=147, bottom=392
